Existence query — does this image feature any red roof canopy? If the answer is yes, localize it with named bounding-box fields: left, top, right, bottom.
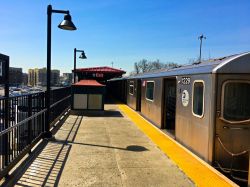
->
left=73, top=80, right=105, bottom=87
left=74, top=66, right=126, bottom=74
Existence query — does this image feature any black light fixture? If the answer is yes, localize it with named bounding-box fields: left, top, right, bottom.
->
left=58, top=14, right=77, bottom=30
left=74, top=48, right=87, bottom=83
left=79, top=52, right=87, bottom=59
left=45, top=4, right=76, bottom=138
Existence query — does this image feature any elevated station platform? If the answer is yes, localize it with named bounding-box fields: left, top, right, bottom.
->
left=2, top=103, right=237, bottom=187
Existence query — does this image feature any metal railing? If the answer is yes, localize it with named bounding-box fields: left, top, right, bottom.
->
left=50, top=87, right=71, bottom=125
left=215, top=135, right=249, bottom=184
left=0, top=87, right=71, bottom=179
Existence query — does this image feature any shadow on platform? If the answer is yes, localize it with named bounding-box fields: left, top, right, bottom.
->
left=70, top=109, right=123, bottom=117
left=104, top=95, right=124, bottom=105
left=2, top=111, right=148, bottom=187
left=2, top=115, right=83, bottom=187
left=54, top=139, right=148, bottom=152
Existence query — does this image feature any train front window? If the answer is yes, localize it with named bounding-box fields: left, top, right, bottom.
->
left=146, top=81, right=154, bottom=101
left=223, top=82, right=250, bottom=121
left=192, top=81, right=204, bottom=117
left=129, top=81, right=134, bottom=95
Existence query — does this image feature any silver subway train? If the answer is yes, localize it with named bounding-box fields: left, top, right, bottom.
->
left=108, top=52, right=250, bottom=186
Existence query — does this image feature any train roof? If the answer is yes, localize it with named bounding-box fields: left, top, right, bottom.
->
left=127, top=51, right=250, bottom=79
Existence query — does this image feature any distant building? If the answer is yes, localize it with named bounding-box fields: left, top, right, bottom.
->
left=22, top=73, right=28, bottom=85
left=9, top=67, right=23, bottom=86
left=51, top=70, right=60, bottom=86
left=61, top=73, right=73, bottom=86
left=28, top=68, right=38, bottom=87
left=28, top=68, right=60, bottom=87
left=37, top=68, right=47, bottom=86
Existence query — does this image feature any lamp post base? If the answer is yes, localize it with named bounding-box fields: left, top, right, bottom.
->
left=43, top=131, right=54, bottom=140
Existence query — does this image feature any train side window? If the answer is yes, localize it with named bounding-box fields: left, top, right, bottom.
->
left=192, top=81, right=204, bottom=118
left=129, top=81, right=134, bottom=95
left=146, top=81, right=154, bottom=101
left=222, top=81, right=250, bottom=121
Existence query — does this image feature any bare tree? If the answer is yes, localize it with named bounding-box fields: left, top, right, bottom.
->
left=134, top=62, right=140, bottom=74
left=164, top=62, right=179, bottom=69
left=150, top=59, right=163, bottom=70
left=131, top=59, right=179, bottom=75
left=137, top=59, right=149, bottom=73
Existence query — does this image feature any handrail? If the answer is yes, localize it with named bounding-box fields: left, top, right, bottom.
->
left=0, top=95, right=71, bottom=137
left=219, top=117, right=250, bottom=125
left=214, top=161, right=248, bottom=183
left=223, top=126, right=249, bottom=130
left=0, top=92, right=43, bottom=99
left=0, top=108, right=46, bottom=136
left=50, top=95, right=71, bottom=108
left=0, top=86, right=71, bottom=100
left=216, top=135, right=249, bottom=156
left=0, top=86, right=71, bottom=180
left=215, top=135, right=249, bottom=183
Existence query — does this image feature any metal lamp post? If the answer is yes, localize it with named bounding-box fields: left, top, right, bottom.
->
left=74, top=48, right=87, bottom=83
left=45, top=4, right=77, bottom=138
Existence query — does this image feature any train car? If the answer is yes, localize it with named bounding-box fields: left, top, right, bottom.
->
left=107, top=78, right=127, bottom=103
left=110, top=52, right=250, bottom=185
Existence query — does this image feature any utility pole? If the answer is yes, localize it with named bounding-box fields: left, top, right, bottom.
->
left=111, top=62, right=114, bottom=68
left=198, top=34, right=206, bottom=63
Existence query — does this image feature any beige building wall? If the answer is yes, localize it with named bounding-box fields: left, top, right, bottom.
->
left=28, top=68, right=60, bottom=87
left=28, top=69, right=36, bottom=86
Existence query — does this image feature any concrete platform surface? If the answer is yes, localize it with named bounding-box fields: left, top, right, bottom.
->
left=9, top=104, right=194, bottom=187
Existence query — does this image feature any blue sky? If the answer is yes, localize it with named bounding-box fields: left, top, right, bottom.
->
left=0, top=0, right=249, bottom=74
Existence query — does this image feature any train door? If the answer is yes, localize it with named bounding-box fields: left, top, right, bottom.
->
left=123, top=80, right=127, bottom=104
left=214, top=78, right=250, bottom=185
left=163, top=78, right=176, bottom=136
left=136, top=79, right=141, bottom=111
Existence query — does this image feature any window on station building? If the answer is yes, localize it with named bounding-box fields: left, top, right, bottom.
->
left=223, top=81, right=250, bottom=121
left=192, top=81, right=204, bottom=117
left=129, top=81, right=134, bottom=95
left=146, top=81, right=154, bottom=101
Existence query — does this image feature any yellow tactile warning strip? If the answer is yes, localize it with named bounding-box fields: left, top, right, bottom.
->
left=118, top=104, right=238, bottom=187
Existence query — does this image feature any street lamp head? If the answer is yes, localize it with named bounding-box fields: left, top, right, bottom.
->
left=79, top=51, right=87, bottom=59
left=58, top=14, right=77, bottom=30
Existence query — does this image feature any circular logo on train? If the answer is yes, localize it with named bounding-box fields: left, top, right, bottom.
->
left=181, top=90, right=189, bottom=107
